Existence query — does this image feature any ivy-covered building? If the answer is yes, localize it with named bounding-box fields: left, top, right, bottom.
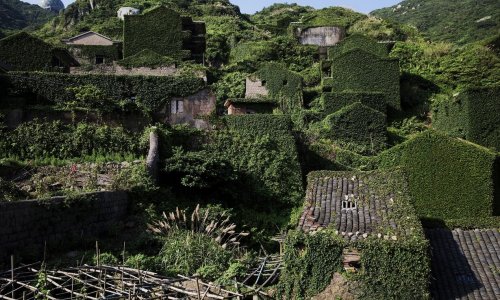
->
left=0, top=32, right=79, bottom=72
left=433, top=86, right=500, bottom=151
left=279, top=169, right=430, bottom=299
left=123, top=6, right=206, bottom=62
left=63, top=31, right=122, bottom=66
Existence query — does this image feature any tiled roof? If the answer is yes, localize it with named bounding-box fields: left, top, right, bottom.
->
left=298, top=171, right=416, bottom=242
left=427, top=228, right=500, bottom=299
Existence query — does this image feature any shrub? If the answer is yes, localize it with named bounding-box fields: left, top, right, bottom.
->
left=433, top=85, right=500, bottom=151
left=321, top=103, right=387, bottom=153
left=0, top=120, right=144, bottom=160
left=377, top=130, right=499, bottom=219
left=164, top=148, right=237, bottom=189
left=208, top=115, right=303, bottom=206
left=0, top=178, right=28, bottom=202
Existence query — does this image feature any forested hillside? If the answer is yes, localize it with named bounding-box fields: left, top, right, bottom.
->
left=372, top=0, right=500, bottom=44
left=0, top=0, right=55, bottom=37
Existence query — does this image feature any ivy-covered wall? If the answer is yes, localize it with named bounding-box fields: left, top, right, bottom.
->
left=329, top=49, right=401, bottom=112
left=123, top=6, right=191, bottom=59
left=321, top=91, right=386, bottom=114
left=321, top=102, right=387, bottom=152
left=69, top=44, right=122, bottom=63
left=0, top=32, right=54, bottom=71
left=377, top=130, right=499, bottom=220
left=433, top=86, right=500, bottom=151
left=253, top=63, right=303, bottom=112
left=328, top=34, right=389, bottom=60
left=2, top=72, right=205, bottom=112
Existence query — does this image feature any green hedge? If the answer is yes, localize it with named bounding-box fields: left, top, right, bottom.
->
left=328, top=34, right=389, bottom=59
left=223, top=114, right=292, bottom=132
left=321, top=91, right=386, bottom=114
left=321, top=102, right=387, bottom=152
left=123, top=6, right=190, bottom=59
left=2, top=72, right=205, bottom=111
left=377, top=130, right=499, bottom=219
left=254, top=63, right=303, bottom=112
left=329, top=49, right=401, bottom=112
left=433, top=85, right=500, bottom=151
left=0, top=32, right=54, bottom=71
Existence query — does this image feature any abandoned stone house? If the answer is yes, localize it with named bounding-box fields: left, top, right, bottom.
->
left=224, top=98, right=276, bottom=115
left=63, top=31, right=122, bottom=67
left=291, top=23, right=346, bottom=58
left=163, top=89, right=216, bottom=129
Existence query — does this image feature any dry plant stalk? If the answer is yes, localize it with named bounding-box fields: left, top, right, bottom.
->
left=147, top=204, right=249, bottom=250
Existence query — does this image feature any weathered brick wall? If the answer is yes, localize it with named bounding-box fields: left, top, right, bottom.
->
left=0, top=191, right=129, bottom=260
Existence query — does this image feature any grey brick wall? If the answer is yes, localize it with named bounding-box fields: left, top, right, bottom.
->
left=0, top=191, right=129, bottom=260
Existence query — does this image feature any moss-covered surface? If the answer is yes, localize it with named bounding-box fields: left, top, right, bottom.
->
left=117, top=49, right=177, bottom=69
left=328, top=34, right=389, bottom=59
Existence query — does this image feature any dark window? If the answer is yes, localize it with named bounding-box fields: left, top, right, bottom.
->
left=261, top=80, right=267, bottom=86
left=283, top=80, right=288, bottom=85
left=95, top=55, right=104, bottom=65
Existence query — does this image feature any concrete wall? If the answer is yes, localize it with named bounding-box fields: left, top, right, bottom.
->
left=65, top=33, right=114, bottom=46
left=0, top=192, right=129, bottom=261
left=161, top=88, right=216, bottom=129
left=245, top=78, right=269, bottom=98
left=296, top=26, right=345, bottom=47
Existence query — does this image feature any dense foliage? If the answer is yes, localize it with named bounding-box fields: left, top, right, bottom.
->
left=377, top=130, right=499, bottom=220
left=433, top=86, right=500, bottom=151
left=0, top=120, right=144, bottom=160
left=372, top=0, right=500, bottom=44
left=0, top=0, right=55, bottom=35
left=328, top=48, right=401, bottom=112
left=117, top=49, right=177, bottom=69
left=320, top=103, right=387, bottom=153
left=0, top=32, right=56, bottom=71
left=3, top=72, right=205, bottom=112
left=123, top=6, right=189, bottom=59
left=321, top=91, right=387, bottom=115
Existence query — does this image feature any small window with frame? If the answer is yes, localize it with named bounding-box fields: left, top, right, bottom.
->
left=171, top=100, right=184, bottom=114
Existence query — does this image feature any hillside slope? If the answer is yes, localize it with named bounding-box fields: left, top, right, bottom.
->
left=371, top=0, right=499, bottom=44
left=0, top=0, right=55, bottom=35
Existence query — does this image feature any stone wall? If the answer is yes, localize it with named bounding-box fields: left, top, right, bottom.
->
left=295, top=27, right=345, bottom=47
left=0, top=191, right=129, bottom=261
left=245, top=78, right=269, bottom=98
left=161, top=88, right=216, bottom=129
left=69, top=63, right=179, bottom=77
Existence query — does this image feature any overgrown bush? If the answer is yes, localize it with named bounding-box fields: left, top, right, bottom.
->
left=321, top=91, right=386, bottom=114
left=0, top=120, right=144, bottom=160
